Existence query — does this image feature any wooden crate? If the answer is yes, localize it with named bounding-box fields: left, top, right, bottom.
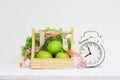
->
left=30, top=28, right=74, bottom=69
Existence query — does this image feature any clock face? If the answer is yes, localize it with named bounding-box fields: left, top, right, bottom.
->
left=80, top=42, right=103, bottom=67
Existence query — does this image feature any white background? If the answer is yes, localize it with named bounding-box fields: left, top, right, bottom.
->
left=0, top=0, right=120, bottom=64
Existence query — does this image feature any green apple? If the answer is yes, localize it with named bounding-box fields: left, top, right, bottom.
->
left=47, top=41, right=62, bottom=55
left=55, top=52, right=70, bottom=58
left=36, top=51, right=52, bottom=58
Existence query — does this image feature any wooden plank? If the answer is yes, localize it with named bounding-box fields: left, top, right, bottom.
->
left=71, top=28, right=74, bottom=50
left=31, top=58, right=74, bottom=69
left=31, top=28, right=35, bottom=59
left=35, top=31, right=71, bottom=34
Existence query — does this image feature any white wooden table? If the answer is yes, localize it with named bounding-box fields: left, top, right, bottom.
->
left=0, top=62, right=120, bottom=80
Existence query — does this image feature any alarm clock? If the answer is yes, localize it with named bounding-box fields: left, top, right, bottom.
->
left=79, top=31, right=105, bottom=68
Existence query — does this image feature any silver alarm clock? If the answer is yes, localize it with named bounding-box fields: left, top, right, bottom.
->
left=79, top=31, right=105, bottom=68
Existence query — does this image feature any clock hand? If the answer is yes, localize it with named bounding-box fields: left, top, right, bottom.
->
left=85, top=53, right=90, bottom=57
left=85, top=45, right=92, bottom=57
left=87, top=45, right=91, bottom=54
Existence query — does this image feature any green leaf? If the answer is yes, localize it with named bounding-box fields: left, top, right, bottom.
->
left=35, top=34, right=40, bottom=42
left=27, top=53, right=31, bottom=60
left=21, top=46, right=27, bottom=56
left=67, top=38, right=71, bottom=50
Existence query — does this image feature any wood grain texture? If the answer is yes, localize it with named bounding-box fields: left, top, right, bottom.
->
left=31, top=58, right=74, bottom=69
left=31, top=29, right=35, bottom=59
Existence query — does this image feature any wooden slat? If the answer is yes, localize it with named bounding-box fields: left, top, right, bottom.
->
left=35, top=31, right=71, bottom=34
left=71, top=28, right=74, bottom=50
left=31, top=29, right=35, bottom=59
left=31, top=58, right=74, bottom=69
